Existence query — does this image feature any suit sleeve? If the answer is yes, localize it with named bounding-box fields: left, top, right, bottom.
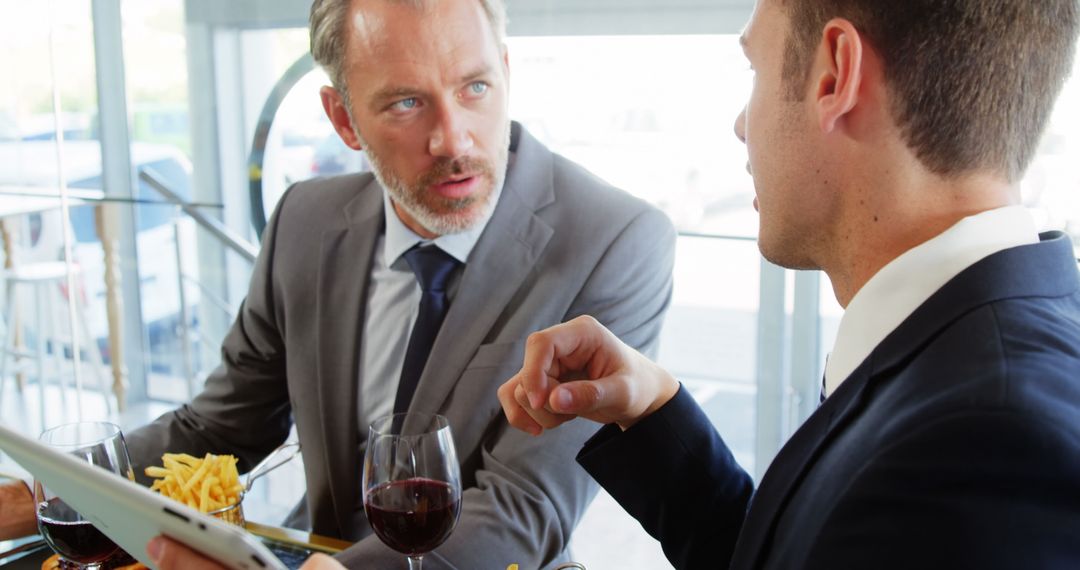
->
left=803, top=409, right=1080, bottom=569
left=578, top=385, right=754, bottom=570
left=336, top=203, right=679, bottom=569
left=124, top=187, right=297, bottom=481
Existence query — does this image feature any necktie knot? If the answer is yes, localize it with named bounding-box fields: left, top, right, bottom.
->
left=404, top=245, right=459, bottom=293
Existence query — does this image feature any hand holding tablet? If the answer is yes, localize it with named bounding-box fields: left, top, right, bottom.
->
left=0, top=422, right=287, bottom=570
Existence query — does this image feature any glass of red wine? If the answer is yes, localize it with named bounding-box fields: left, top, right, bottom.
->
left=363, top=412, right=462, bottom=570
left=33, top=421, right=134, bottom=569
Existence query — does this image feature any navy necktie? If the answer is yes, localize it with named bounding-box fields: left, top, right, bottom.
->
left=392, top=245, right=461, bottom=415
left=819, top=355, right=830, bottom=405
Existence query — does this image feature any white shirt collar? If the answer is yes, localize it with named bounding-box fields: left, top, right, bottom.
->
left=381, top=174, right=506, bottom=268
left=823, top=205, right=1039, bottom=396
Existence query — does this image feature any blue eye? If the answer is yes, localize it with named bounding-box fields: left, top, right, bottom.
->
left=468, top=82, right=488, bottom=95
left=391, top=97, right=419, bottom=111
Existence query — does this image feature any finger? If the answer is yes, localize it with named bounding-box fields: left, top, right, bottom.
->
left=520, top=330, right=559, bottom=409
left=148, top=536, right=226, bottom=570
left=497, top=377, right=543, bottom=435
left=515, top=383, right=577, bottom=430
left=300, top=552, right=346, bottom=569
left=520, top=317, right=609, bottom=408
left=550, top=379, right=604, bottom=414
left=552, top=366, right=680, bottom=429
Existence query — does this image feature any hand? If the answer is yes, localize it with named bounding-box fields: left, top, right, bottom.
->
left=146, top=536, right=345, bottom=570
left=498, top=315, right=680, bottom=434
left=0, top=479, right=37, bottom=540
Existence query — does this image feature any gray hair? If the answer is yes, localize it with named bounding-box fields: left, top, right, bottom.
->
left=310, top=0, right=508, bottom=101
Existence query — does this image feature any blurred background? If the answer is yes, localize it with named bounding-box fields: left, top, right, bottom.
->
left=0, top=1, right=1078, bottom=568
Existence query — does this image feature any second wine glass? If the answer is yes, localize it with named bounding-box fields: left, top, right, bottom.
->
left=34, top=421, right=134, bottom=569
left=363, top=412, right=462, bottom=570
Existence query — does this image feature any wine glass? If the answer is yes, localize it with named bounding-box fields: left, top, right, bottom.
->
left=363, top=412, right=462, bottom=570
left=33, top=421, right=134, bottom=569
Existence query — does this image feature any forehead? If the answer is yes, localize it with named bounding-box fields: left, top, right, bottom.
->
left=343, top=0, right=501, bottom=88
left=742, top=0, right=786, bottom=52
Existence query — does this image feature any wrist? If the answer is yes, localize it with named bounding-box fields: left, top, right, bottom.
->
left=616, top=373, right=680, bottom=431
left=0, top=479, right=38, bottom=540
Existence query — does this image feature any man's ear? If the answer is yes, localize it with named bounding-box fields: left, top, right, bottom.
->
left=813, top=18, right=863, bottom=133
left=320, top=85, right=364, bottom=151
left=502, top=43, right=511, bottom=79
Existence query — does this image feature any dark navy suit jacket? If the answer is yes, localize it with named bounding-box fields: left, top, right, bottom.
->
left=579, top=231, right=1080, bottom=569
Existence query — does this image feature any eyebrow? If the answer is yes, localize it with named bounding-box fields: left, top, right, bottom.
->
left=368, top=64, right=498, bottom=108
left=371, top=86, right=419, bottom=107
left=460, top=63, right=497, bottom=85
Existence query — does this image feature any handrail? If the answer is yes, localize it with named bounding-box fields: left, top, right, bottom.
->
left=139, top=168, right=260, bottom=263
left=185, top=273, right=234, bottom=317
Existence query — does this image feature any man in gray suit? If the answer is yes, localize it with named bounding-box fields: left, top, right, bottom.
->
left=86, top=0, right=674, bottom=568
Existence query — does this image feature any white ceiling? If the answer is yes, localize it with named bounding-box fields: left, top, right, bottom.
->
left=184, top=0, right=756, bottom=35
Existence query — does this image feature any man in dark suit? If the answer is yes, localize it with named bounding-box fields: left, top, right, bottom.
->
left=0, top=0, right=675, bottom=568
left=499, top=0, right=1080, bottom=568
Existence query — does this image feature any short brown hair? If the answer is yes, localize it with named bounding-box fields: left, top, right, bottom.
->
left=779, top=0, right=1079, bottom=182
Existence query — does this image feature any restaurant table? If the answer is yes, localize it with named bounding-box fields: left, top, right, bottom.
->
left=0, top=187, right=128, bottom=410
left=0, top=521, right=353, bottom=569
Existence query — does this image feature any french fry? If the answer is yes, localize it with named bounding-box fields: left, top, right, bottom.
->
left=144, top=452, right=243, bottom=514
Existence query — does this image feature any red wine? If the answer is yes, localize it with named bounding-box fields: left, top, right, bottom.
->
left=365, top=478, right=460, bottom=555
left=38, top=498, right=120, bottom=564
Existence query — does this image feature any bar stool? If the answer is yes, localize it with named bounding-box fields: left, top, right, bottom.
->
left=0, top=261, right=113, bottom=426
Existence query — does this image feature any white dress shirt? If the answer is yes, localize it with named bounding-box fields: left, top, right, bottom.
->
left=357, top=179, right=505, bottom=432
left=823, top=205, right=1039, bottom=397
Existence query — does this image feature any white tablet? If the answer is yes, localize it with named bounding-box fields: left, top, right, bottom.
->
left=0, top=422, right=288, bottom=570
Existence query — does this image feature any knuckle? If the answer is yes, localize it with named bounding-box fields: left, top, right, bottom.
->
left=513, top=384, right=529, bottom=404
left=497, top=380, right=514, bottom=399
left=575, top=314, right=600, bottom=328
left=525, top=330, right=547, bottom=349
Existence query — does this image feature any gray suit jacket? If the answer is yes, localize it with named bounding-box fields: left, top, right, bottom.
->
left=125, top=122, right=676, bottom=568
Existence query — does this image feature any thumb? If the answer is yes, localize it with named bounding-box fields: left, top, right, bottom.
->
left=549, top=377, right=617, bottom=416
left=300, top=553, right=344, bottom=569
left=146, top=536, right=166, bottom=566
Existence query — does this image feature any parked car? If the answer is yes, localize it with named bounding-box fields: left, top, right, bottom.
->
left=0, top=140, right=199, bottom=370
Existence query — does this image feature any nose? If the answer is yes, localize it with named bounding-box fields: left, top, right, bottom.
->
left=734, top=107, right=747, bottom=144
left=429, top=102, right=474, bottom=158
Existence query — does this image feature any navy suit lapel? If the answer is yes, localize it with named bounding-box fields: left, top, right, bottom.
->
left=731, top=232, right=1079, bottom=568
left=731, top=362, right=873, bottom=569
left=407, top=123, right=555, bottom=415
left=314, top=177, right=383, bottom=536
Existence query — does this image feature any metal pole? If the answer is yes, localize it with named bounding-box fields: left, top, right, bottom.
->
left=790, top=270, right=822, bottom=429
left=754, top=258, right=788, bottom=480
left=92, top=0, right=148, bottom=407
left=47, top=0, right=84, bottom=420
left=172, top=218, right=196, bottom=398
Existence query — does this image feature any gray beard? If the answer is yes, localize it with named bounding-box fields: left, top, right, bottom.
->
left=359, top=122, right=510, bottom=236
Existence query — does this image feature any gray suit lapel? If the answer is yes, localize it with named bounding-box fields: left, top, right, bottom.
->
left=408, top=123, right=556, bottom=414
left=314, top=177, right=383, bottom=535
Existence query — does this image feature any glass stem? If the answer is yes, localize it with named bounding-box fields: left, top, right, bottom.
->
left=407, top=555, right=423, bottom=570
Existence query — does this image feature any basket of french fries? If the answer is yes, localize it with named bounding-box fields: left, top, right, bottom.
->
left=145, top=452, right=247, bottom=526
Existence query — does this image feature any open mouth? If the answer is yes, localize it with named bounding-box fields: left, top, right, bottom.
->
left=432, top=175, right=479, bottom=199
